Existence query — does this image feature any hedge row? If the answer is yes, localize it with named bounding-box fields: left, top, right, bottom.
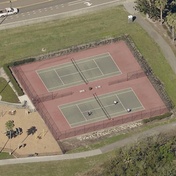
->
left=3, top=58, right=36, bottom=96
left=142, top=112, right=173, bottom=123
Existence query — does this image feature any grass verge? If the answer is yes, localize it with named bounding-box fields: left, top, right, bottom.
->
left=0, top=152, right=14, bottom=160
left=0, top=77, right=19, bottom=103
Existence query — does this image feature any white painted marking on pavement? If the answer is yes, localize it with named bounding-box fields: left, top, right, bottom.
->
left=84, top=2, right=92, bottom=6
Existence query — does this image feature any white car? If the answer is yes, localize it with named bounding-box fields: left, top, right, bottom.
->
left=0, top=7, right=19, bottom=18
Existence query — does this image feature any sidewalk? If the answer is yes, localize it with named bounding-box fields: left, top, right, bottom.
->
left=0, top=121, right=176, bottom=166
left=123, top=1, right=176, bottom=74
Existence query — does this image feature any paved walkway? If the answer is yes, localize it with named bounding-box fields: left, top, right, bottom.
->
left=123, top=1, right=176, bottom=74
left=0, top=121, right=176, bottom=166
left=0, top=0, right=176, bottom=166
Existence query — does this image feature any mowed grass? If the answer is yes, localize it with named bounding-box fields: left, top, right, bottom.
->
left=0, top=5, right=176, bottom=176
left=0, top=78, right=19, bottom=103
left=1, top=6, right=176, bottom=105
left=0, top=152, right=14, bottom=160
left=0, top=151, right=115, bottom=176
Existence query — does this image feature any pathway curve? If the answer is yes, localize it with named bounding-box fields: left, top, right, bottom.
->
left=123, top=1, right=176, bottom=74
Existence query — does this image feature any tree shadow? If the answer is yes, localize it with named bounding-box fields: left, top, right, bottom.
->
left=132, top=16, right=136, bottom=22
left=11, top=126, right=37, bottom=154
left=0, top=80, right=10, bottom=94
left=0, top=138, right=9, bottom=152
left=0, top=16, right=8, bottom=25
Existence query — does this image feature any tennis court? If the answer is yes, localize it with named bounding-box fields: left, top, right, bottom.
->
left=59, top=88, right=144, bottom=127
left=37, top=53, right=121, bottom=91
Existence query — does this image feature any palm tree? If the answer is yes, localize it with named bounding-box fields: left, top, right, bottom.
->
left=155, top=0, right=167, bottom=24
left=5, top=120, right=14, bottom=155
left=5, top=120, right=14, bottom=131
left=166, top=13, right=176, bottom=42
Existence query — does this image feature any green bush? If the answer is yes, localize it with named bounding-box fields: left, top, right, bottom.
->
left=143, top=112, right=172, bottom=123
left=12, top=58, right=36, bottom=66
left=2, top=57, right=36, bottom=96
left=3, top=64, right=24, bottom=96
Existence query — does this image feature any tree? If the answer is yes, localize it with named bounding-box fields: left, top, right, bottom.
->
left=5, top=120, right=14, bottom=131
left=155, top=0, right=167, bottom=24
left=166, top=13, right=176, bottom=42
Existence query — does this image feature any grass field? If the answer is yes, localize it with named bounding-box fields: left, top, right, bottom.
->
left=0, top=151, right=115, bottom=176
left=0, top=78, right=19, bottom=103
left=1, top=6, right=176, bottom=105
left=0, top=152, right=14, bottom=160
left=0, top=5, right=176, bottom=176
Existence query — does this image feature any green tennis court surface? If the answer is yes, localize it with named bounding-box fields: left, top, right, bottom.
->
left=59, top=88, right=144, bottom=128
left=37, top=53, right=121, bottom=91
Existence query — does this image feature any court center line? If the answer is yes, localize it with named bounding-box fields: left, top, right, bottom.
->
left=59, top=67, right=98, bottom=78
left=48, top=79, right=83, bottom=91
left=130, top=88, right=145, bottom=110
left=54, top=69, right=65, bottom=86
left=107, top=52, right=122, bottom=75
left=59, top=72, right=79, bottom=78
left=93, top=58, right=104, bottom=76
left=49, top=67, right=119, bottom=91
left=76, top=104, right=88, bottom=121
left=115, top=94, right=127, bottom=111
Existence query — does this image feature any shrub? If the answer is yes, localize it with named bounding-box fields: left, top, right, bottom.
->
left=143, top=112, right=173, bottom=123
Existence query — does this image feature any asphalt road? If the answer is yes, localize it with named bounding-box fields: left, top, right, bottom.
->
left=0, top=0, right=132, bottom=29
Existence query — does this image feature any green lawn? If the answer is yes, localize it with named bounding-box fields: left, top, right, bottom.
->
left=0, top=77, right=19, bottom=103
left=0, top=5, right=176, bottom=176
left=0, top=152, right=14, bottom=160
left=0, top=151, right=115, bottom=176
left=1, top=6, right=176, bottom=105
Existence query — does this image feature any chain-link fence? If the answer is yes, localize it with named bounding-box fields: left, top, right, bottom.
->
left=58, top=106, right=167, bottom=139
left=11, top=35, right=172, bottom=140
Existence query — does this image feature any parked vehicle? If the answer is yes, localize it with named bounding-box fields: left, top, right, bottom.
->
left=0, top=7, right=19, bottom=17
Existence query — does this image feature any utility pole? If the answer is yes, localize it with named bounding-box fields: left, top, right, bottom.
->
left=10, top=1, right=12, bottom=8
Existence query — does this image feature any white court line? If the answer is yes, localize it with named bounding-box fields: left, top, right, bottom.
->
left=36, top=70, right=51, bottom=92
left=60, top=88, right=133, bottom=107
left=70, top=106, right=144, bottom=127
left=115, top=94, right=126, bottom=111
left=59, top=66, right=98, bottom=78
left=86, top=70, right=120, bottom=81
left=76, top=105, right=87, bottom=121
left=70, top=114, right=106, bottom=127
left=93, top=58, right=104, bottom=76
left=38, top=52, right=119, bottom=91
left=37, top=53, right=109, bottom=72
left=130, top=88, right=145, bottom=110
left=107, top=52, right=122, bottom=75
left=54, top=69, right=65, bottom=85
left=60, top=88, right=145, bottom=127
left=59, top=71, right=79, bottom=78
left=48, top=79, right=82, bottom=91
left=58, top=106, right=72, bottom=128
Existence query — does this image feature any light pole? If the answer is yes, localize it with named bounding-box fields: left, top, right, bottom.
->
left=9, top=131, right=12, bottom=155
left=10, top=1, right=12, bottom=8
